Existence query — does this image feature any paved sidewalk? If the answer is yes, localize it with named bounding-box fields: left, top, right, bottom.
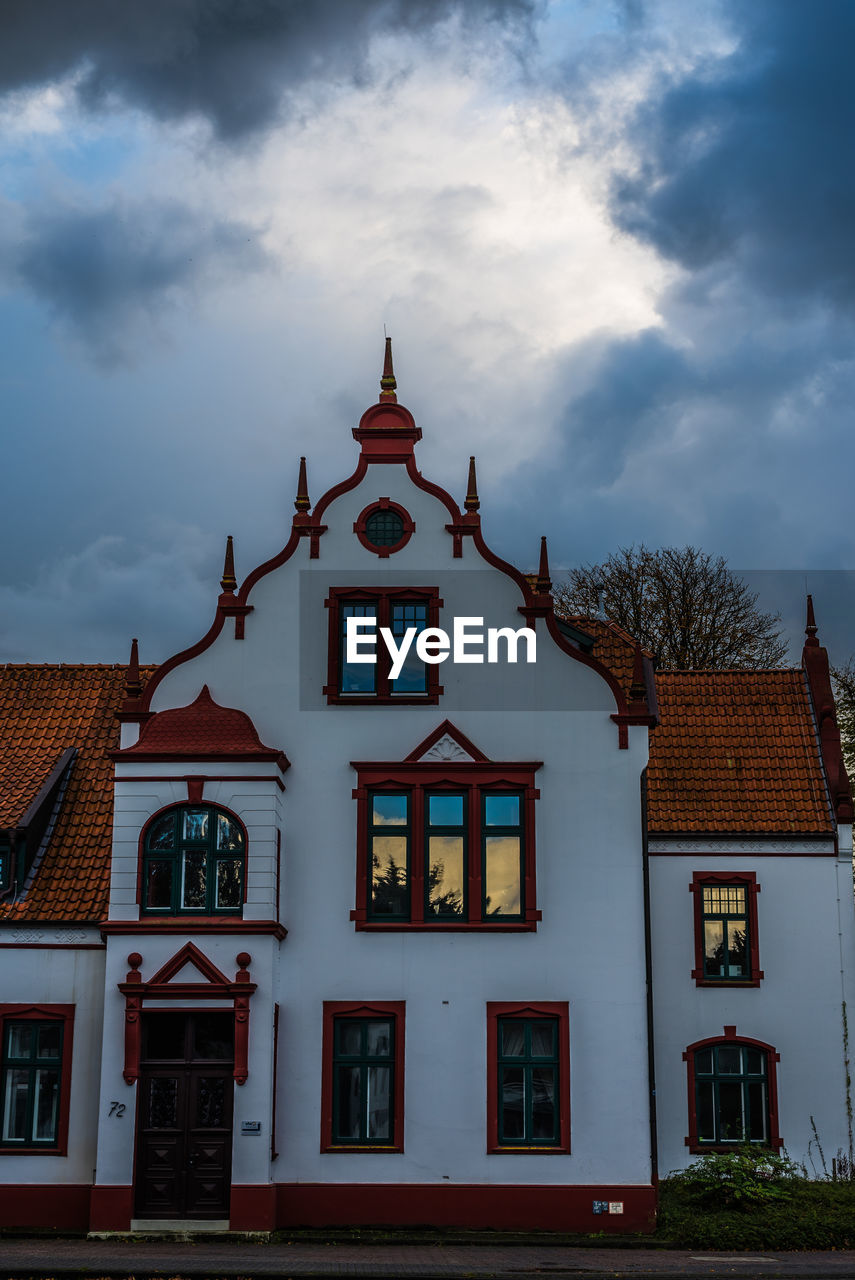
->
left=3, top=1239, right=855, bottom=1280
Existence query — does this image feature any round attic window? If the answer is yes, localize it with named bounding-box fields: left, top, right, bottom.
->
left=354, top=500, right=414, bottom=557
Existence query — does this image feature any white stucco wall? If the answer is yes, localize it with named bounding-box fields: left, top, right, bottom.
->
left=650, top=848, right=855, bottom=1173
left=0, top=933, right=104, bottom=1185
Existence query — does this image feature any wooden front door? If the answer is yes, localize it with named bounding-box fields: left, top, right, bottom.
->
left=135, top=1011, right=234, bottom=1219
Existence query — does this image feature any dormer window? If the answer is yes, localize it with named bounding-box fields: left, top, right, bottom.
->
left=141, top=804, right=246, bottom=916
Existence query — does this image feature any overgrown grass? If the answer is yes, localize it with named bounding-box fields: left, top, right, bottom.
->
left=658, top=1148, right=855, bottom=1250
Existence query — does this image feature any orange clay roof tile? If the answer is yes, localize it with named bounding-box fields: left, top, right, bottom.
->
left=0, top=664, right=154, bottom=924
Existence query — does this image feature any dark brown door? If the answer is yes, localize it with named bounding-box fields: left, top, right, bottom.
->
left=135, top=1012, right=234, bottom=1219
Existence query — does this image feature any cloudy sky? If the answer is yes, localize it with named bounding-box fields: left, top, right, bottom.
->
left=1, top=0, right=853, bottom=663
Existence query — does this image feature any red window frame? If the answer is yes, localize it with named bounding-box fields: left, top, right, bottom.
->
left=684, top=1027, right=781, bottom=1153
left=351, top=760, right=542, bottom=930
left=320, top=1001, right=406, bottom=1153
left=690, top=871, right=762, bottom=986
left=324, top=587, right=442, bottom=705
left=486, top=1002, right=570, bottom=1153
left=354, top=498, right=415, bottom=557
left=0, top=1004, right=75, bottom=1155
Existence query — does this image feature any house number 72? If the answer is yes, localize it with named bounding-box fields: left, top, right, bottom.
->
left=108, top=1101, right=126, bottom=1117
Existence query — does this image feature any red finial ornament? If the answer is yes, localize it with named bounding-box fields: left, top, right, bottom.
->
left=536, top=536, right=552, bottom=595
left=220, top=535, right=237, bottom=594
left=805, top=593, right=819, bottom=647
left=379, top=336, right=398, bottom=403
left=294, top=456, right=311, bottom=514
left=125, top=638, right=141, bottom=700
left=465, top=456, right=480, bottom=513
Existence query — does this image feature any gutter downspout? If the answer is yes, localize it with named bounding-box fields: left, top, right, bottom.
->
left=641, top=767, right=659, bottom=1188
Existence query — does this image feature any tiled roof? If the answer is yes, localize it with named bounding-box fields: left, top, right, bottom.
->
left=0, top=664, right=152, bottom=924
left=119, top=684, right=287, bottom=766
left=648, top=670, right=832, bottom=834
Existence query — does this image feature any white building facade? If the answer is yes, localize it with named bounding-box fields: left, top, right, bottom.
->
left=1, top=350, right=852, bottom=1233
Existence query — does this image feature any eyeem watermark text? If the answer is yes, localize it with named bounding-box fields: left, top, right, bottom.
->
left=347, top=616, right=537, bottom=679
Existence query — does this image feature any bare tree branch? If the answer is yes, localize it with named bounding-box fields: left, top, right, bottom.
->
left=553, top=544, right=787, bottom=670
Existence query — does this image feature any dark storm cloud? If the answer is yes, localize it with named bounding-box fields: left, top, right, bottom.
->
left=612, top=0, right=855, bottom=307
left=0, top=0, right=536, bottom=139
left=9, top=200, right=268, bottom=363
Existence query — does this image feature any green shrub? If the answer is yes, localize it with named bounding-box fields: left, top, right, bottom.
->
left=659, top=1153, right=855, bottom=1249
left=664, top=1147, right=805, bottom=1209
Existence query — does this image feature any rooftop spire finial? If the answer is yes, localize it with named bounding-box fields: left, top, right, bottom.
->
left=805, top=593, right=819, bottom=647
left=536, top=536, right=552, bottom=595
left=125, top=637, right=141, bottom=700
left=220, top=535, right=237, bottom=594
left=379, top=335, right=397, bottom=403
left=464, top=456, right=480, bottom=513
left=294, top=456, right=311, bottom=514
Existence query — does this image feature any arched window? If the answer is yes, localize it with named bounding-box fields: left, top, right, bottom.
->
left=141, top=805, right=245, bottom=916
left=685, top=1032, right=781, bottom=1152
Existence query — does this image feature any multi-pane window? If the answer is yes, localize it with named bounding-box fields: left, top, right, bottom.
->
left=483, top=794, right=524, bottom=918
left=369, top=793, right=410, bottom=919
left=426, top=793, right=466, bottom=919
left=326, top=588, right=440, bottom=703
left=1, top=1019, right=64, bottom=1148
left=701, top=885, right=748, bottom=979
left=365, top=786, right=528, bottom=924
left=332, top=1017, right=395, bottom=1145
left=691, top=873, right=761, bottom=985
left=321, top=1001, right=405, bottom=1152
left=496, top=1017, right=560, bottom=1146
left=364, top=509, right=404, bottom=548
left=694, top=1043, right=770, bottom=1145
left=142, top=804, right=245, bottom=916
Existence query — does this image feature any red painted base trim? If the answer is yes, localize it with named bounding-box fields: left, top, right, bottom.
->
left=0, top=1184, right=91, bottom=1230
left=274, top=1183, right=656, bottom=1232
left=89, top=1184, right=134, bottom=1232
left=230, top=1184, right=277, bottom=1231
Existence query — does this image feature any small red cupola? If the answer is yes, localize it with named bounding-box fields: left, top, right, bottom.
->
left=113, top=685, right=289, bottom=770
left=352, top=337, right=423, bottom=460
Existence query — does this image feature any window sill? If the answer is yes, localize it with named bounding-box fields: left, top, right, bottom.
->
left=324, top=692, right=442, bottom=705
left=322, top=1144, right=404, bottom=1154
left=0, top=1146, right=66, bottom=1156
left=489, top=1145, right=569, bottom=1155
left=692, top=972, right=764, bottom=987
left=687, top=1139, right=782, bottom=1153
left=353, top=915, right=541, bottom=932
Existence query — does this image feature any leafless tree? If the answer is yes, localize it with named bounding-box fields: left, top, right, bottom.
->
left=831, top=660, right=855, bottom=783
left=554, top=545, right=787, bottom=670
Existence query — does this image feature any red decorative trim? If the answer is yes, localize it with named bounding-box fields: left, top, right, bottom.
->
left=405, top=719, right=489, bottom=763
left=187, top=777, right=204, bottom=803
left=89, top=1184, right=134, bottom=1232
left=690, top=871, right=763, bottom=986
left=649, top=847, right=835, bottom=856
left=273, top=1182, right=656, bottom=1232
left=0, top=1004, right=74, bottom=1155
left=100, top=919, right=287, bottom=938
left=321, top=1001, right=406, bottom=1152
left=135, top=799, right=250, bottom=910
left=0, top=1184, right=90, bottom=1229
left=486, top=1002, right=570, bottom=1154
left=114, top=773, right=287, bottom=791
left=230, top=1183, right=277, bottom=1231
left=325, top=586, right=442, bottom=704
left=354, top=498, right=415, bottom=557
left=117, top=947, right=256, bottom=1086
left=352, top=402, right=422, bottom=459
left=683, top=1029, right=781, bottom=1153
left=352, top=755, right=541, bottom=929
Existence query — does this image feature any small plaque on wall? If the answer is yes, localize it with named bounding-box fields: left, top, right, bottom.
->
left=241, top=1121, right=262, bottom=1135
